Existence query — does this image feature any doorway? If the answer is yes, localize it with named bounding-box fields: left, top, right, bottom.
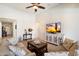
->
left=2, top=22, right=13, bottom=38
left=0, top=18, right=17, bottom=39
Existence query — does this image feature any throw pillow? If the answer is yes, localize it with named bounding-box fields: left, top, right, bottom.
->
left=8, top=38, right=18, bottom=45
left=63, top=38, right=74, bottom=51
left=68, top=43, right=76, bottom=56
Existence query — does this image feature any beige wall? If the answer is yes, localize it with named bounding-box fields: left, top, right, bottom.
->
left=36, top=4, right=79, bottom=41
left=0, top=4, right=36, bottom=40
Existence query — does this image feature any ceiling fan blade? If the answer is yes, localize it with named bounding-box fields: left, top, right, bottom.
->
left=31, top=3, right=36, bottom=5
left=26, top=6, right=33, bottom=8
left=31, top=3, right=40, bottom=5
left=38, top=6, right=45, bottom=9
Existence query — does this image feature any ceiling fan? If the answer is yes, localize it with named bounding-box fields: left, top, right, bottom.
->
left=25, top=3, right=45, bottom=12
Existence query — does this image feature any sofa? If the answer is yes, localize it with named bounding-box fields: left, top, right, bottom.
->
left=0, top=38, right=36, bottom=56
left=8, top=38, right=36, bottom=56
left=45, top=38, right=78, bottom=56
left=44, top=51, right=69, bottom=56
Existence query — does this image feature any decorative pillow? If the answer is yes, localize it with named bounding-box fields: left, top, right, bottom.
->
left=9, top=45, right=26, bottom=56
left=63, top=38, right=74, bottom=51
left=8, top=38, right=18, bottom=45
left=68, top=43, right=76, bottom=56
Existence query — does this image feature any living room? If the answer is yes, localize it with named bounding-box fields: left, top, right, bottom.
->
left=0, top=3, right=79, bottom=56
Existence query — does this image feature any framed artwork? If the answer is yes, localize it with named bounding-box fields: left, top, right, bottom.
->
left=46, top=22, right=61, bottom=33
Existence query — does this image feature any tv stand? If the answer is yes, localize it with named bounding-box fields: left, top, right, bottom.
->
left=46, top=33, right=63, bottom=45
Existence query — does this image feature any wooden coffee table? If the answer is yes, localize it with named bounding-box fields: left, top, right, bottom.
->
left=27, top=40, right=48, bottom=56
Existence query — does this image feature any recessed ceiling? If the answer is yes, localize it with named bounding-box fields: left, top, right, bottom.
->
left=0, top=3, right=60, bottom=13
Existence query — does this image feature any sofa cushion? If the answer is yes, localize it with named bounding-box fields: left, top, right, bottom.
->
left=63, top=38, right=74, bottom=51
left=44, top=51, right=68, bottom=56
left=9, top=45, right=27, bottom=56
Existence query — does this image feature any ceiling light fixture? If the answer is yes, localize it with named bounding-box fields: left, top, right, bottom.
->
left=33, top=6, right=38, bottom=9
left=33, top=6, right=38, bottom=12
left=26, top=3, right=45, bottom=12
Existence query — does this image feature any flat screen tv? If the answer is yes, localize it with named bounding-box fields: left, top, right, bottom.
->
left=46, top=22, right=61, bottom=33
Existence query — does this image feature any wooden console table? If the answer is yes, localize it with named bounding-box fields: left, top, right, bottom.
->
left=27, top=40, right=48, bottom=56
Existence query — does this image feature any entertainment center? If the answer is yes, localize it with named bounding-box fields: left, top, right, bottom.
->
left=46, top=22, right=63, bottom=45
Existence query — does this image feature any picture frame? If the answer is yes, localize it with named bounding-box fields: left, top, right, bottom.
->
left=46, top=22, right=61, bottom=33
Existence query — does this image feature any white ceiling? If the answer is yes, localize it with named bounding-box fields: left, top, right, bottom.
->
left=0, top=3, right=79, bottom=13
left=0, top=3, right=60, bottom=13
